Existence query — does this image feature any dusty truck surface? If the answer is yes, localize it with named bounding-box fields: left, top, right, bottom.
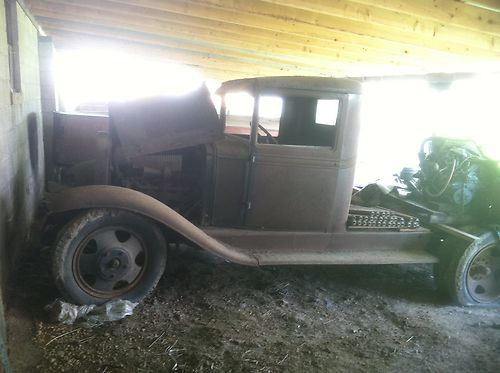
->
left=42, top=77, right=500, bottom=307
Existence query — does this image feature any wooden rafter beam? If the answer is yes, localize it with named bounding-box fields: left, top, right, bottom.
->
left=27, top=0, right=445, bottom=75
left=113, top=0, right=499, bottom=55
left=354, top=0, right=500, bottom=33
left=461, top=0, right=500, bottom=13
left=49, top=32, right=270, bottom=80
left=26, top=0, right=438, bottom=63
left=23, top=0, right=500, bottom=79
left=259, top=0, right=500, bottom=43
left=31, top=0, right=500, bottom=58
left=39, top=18, right=341, bottom=77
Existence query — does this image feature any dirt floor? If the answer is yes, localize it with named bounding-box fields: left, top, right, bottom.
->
left=6, top=244, right=500, bottom=373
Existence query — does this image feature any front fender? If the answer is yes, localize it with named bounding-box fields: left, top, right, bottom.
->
left=48, top=185, right=258, bottom=266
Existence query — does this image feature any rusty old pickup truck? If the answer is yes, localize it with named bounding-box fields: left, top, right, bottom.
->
left=43, top=76, right=500, bottom=307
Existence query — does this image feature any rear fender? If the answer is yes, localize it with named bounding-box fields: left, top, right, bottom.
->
left=47, top=185, right=258, bottom=266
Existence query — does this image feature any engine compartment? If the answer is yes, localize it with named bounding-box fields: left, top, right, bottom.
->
left=355, top=137, right=500, bottom=228
left=51, top=86, right=222, bottom=224
left=405, top=137, right=499, bottom=224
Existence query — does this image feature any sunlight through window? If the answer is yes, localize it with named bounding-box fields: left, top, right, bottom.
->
left=356, top=75, right=500, bottom=185
left=54, top=48, right=205, bottom=112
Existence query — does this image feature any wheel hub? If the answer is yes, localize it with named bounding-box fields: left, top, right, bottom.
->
left=467, top=244, right=500, bottom=303
left=97, top=248, right=131, bottom=280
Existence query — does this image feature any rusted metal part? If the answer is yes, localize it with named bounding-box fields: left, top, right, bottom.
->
left=94, top=131, right=111, bottom=185
left=108, top=84, right=223, bottom=158
left=205, top=228, right=438, bottom=265
left=241, top=94, right=359, bottom=232
left=244, top=145, right=356, bottom=231
left=213, top=80, right=360, bottom=232
left=209, top=136, right=248, bottom=227
left=48, top=185, right=259, bottom=266
left=244, top=91, right=260, bottom=225
left=433, top=224, right=479, bottom=242
left=48, top=185, right=438, bottom=266
left=347, top=205, right=421, bottom=230
left=53, top=112, right=109, bottom=165
left=48, top=184, right=439, bottom=266
left=216, top=76, right=362, bottom=96
left=378, top=191, right=456, bottom=225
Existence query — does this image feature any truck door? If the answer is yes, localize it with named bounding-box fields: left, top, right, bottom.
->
left=244, top=95, right=359, bottom=232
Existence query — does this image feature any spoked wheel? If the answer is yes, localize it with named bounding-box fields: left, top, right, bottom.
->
left=53, top=209, right=166, bottom=305
left=436, top=228, right=500, bottom=306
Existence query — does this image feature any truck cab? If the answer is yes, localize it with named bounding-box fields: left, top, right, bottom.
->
left=210, top=77, right=360, bottom=231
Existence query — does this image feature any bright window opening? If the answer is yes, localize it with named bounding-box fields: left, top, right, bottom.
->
left=224, top=94, right=282, bottom=135
left=356, top=75, right=500, bottom=186
left=316, top=99, right=339, bottom=126
left=259, top=96, right=283, bottom=133
left=54, top=48, right=205, bottom=113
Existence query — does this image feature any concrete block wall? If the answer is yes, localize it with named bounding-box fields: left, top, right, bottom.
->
left=0, top=1, right=43, bottom=371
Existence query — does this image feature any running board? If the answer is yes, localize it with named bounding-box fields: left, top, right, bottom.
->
left=204, top=228, right=438, bottom=265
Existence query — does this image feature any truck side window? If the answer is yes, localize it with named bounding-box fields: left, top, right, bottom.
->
left=274, top=97, right=340, bottom=147
left=224, top=92, right=254, bottom=136
left=316, top=99, right=339, bottom=126
left=257, top=96, right=282, bottom=141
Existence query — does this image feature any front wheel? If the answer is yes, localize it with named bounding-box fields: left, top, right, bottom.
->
left=437, top=228, right=500, bottom=306
left=52, top=209, right=167, bottom=305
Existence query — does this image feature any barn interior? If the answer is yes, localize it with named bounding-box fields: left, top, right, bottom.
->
left=0, top=1, right=499, bottom=372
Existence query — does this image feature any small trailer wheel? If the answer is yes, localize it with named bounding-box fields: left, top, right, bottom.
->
left=52, top=209, right=166, bottom=305
left=437, top=229, right=500, bottom=306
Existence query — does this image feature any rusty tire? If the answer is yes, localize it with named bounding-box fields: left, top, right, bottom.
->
left=436, top=228, right=500, bottom=306
left=53, top=209, right=166, bottom=305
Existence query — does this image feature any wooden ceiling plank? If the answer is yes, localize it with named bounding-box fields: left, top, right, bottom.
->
left=85, top=0, right=499, bottom=57
left=51, top=28, right=492, bottom=78
left=192, top=0, right=500, bottom=54
left=30, top=0, right=447, bottom=59
left=37, top=0, right=499, bottom=72
left=461, top=0, right=500, bottom=13
left=39, top=20, right=349, bottom=76
left=352, top=0, right=500, bottom=34
left=51, top=35, right=252, bottom=81
left=44, top=23, right=486, bottom=78
left=49, top=31, right=289, bottom=77
left=24, top=0, right=500, bottom=77
left=33, top=13, right=359, bottom=76
left=33, top=14, right=349, bottom=76
left=29, top=1, right=443, bottom=69
left=259, top=0, right=500, bottom=43
left=28, top=0, right=432, bottom=66
left=35, top=14, right=367, bottom=68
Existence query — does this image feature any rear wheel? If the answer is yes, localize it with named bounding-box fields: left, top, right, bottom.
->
left=53, top=209, right=166, bottom=305
left=436, top=228, right=500, bottom=306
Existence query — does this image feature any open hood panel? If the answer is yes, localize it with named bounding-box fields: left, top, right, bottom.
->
left=109, top=84, right=222, bottom=158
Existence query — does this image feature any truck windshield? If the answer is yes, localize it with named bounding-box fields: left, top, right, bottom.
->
left=224, top=93, right=282, bottom=137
